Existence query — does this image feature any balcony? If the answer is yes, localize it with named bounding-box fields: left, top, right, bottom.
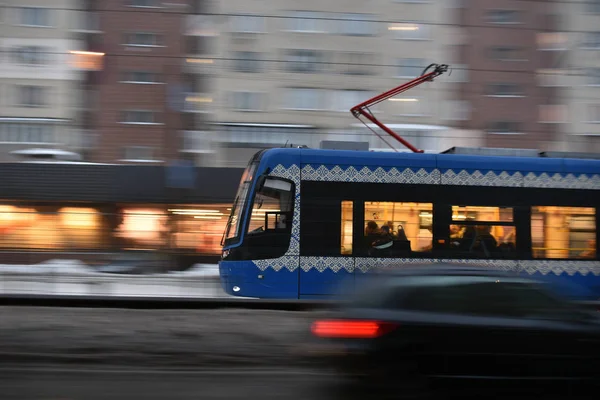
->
left=184, top=15, right=218, bottom=36
left=70, top=11, right=102, bottom=33
left=536, top=32, right=567, bottom=51
left=181, top=131, right=214, bottom=154
left=182, top=93, right=213, bottom=113
left=537, top=69, right=569, bottom=87
left=183, top=57, right=216, bottom=74
left=68, top=50, right=105, bottom=71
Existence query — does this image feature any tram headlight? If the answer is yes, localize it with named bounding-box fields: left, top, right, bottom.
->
left=233, top=286, right=241, bottom=292
left=222, top=249, right=230, bottom=259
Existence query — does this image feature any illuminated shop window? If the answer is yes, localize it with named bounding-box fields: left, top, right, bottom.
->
left=169, top=205, right=231, bottom=255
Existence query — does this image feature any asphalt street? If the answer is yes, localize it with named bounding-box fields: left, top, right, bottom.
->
left=0, top=367, right=342, bottom=400
left=0, top=366, right=594, bottom=400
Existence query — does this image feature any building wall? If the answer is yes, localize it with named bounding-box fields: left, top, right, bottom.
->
left=203, top=0, right=477, bottom=167
left=555, top=1, right=600, bottom=152
left=455, top=0, right=561, bottom=150
left=0, top=0, right=85, bottom=162
left=88, top=0, right=190, bottom=164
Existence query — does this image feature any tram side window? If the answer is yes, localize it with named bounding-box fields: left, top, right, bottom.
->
left=447, top=206, right=516, bottom=259
left=364, top=202, right=433, bottom=257
left=341, top=201, right=353, bottom=255
left=531, top=206, right=596, bottom=259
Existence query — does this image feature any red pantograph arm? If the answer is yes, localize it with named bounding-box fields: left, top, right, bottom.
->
left=350, top=63, right=449, bottom=153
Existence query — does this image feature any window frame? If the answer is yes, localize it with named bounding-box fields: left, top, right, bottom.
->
left=298, top=180, right=599, bottom=261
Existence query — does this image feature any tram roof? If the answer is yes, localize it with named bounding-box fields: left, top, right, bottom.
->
left=259, top=146, right=600, bottom=175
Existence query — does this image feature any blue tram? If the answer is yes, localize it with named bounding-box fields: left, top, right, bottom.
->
left=218, top=146, right=600, bottom=300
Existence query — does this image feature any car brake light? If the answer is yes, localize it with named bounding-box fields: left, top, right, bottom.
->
left=311, top=319, right=398, bottom=339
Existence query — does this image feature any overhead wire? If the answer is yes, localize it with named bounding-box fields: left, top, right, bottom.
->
left=0, top=3, right=600, bottom=33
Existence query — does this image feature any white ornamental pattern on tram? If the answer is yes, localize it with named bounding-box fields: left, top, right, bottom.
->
left=524, top=173, right=600, bottom=190
left=254, top=256, right=298, bottom=272
left=301, top=165, right=440, bottom=185
left=300, top=257, right=355, bottom=273
left=441, top=170, right=523, bottom=187
left=252, top=164, right=302, bottom=272
left=298, top=163, right=600, bottom=190
left=519, top=260, right=600, bottom=276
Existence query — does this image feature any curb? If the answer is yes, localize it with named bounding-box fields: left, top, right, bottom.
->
left=0, top=294, right=335, bottom=311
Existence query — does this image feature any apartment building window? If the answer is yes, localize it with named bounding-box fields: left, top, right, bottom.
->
left=539, top=105, right=567, bottom=124
left=391, top=22, right=431, bottom=40
left=285, top=50, right=326, bottom=73
left=339, top=52, right=376, bottom=75
left=392, top=97, right=428, bottom=117
left=286, top=11, right=326, bottom=33
left=124, top=32, right=164, bottom=47
left=537, top=32, right=567, bottom=51
left=231, top=15, right=266, bottom=33
left=397, top=58, right=427, bottom=78
left=0, top=123, right=54, bottom=143
left=488, top=46, right=526, bottom=61
left=127, top=0, right=161, bottom=7
left=332, top=90, right=375, bottom=112
left=123, top=146, right=156, bottom=161
left=121, top=71, right=162, bottom=84
left=587, top=0, right=600, bottom=14
left=121, top=110, right=159, bottom=124
left=337, top=13, right=376, bottom=36
left=582, top=32, right=600, bottom=49
left=182, top=131, right=210, bottom=152
left=486, top=10, right=521, bottom=24
left=284, top=88, right=323, bottom=110
left=537, top=69, right=567, bottom=87
left=231, top=91, right=266, bottom=112
left=11, top=46, right=48, bottom=65
left=486, top=83, right=524, bottom=97
left=16, top=85, right=46, bottom=107
left=486, top=121, right=521, bottom=134
left=448, top=64, right=469, bottom=83
left=232, top=52, right=262, bottom=73
left=445, top=100, right=471, bottom=121
left=19, top=7, right=51, bottom=27
left=187, top=36, right=216, bottom=56
left=588, top=105, right=600, bottom=123
left=589, top=68, right=600, bottom=86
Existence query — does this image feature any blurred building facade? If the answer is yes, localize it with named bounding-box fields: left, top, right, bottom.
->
left=452, top=0, right=561, bottom=150
left=80, top=0, right=200, bottom=164
left=2, top=1, right=599, bottom=166
left=0, top=0, right=86, bottom=162
left=554, top=0, right=600, bottom=152
left=204, top=0, right=481, bottom=167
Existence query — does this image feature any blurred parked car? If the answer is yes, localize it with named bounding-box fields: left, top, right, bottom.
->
left=310, top=263, right=600, bottom=399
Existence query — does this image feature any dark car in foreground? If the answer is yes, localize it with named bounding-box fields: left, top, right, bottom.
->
left=310, top=264, right=600, bottom=399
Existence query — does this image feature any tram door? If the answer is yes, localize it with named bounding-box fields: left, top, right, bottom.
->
left=298, top=197, right=355, bottom=299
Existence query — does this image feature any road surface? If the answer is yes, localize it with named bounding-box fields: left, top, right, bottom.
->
left=0, top=366, right=589, bottom=400
left=0, top=367, right=344, bottom=400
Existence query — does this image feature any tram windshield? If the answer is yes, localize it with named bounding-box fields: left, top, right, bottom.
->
left=222, top=159, right=259, bottom=245
left=246, top=177, right=294, bottom=235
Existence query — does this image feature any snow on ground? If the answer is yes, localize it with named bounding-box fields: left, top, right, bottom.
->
left=0, top=259, right=96, bottom=275
left=168, top=264, right=220, bottom=278
left=0, top=260, right=225, bottom=297
left=0, top=307, right=329, bottom=368
left=0, top=260, right=220, bottom=278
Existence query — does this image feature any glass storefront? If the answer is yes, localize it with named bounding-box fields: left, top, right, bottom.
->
left=0, top=203, right=233, bottom=257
